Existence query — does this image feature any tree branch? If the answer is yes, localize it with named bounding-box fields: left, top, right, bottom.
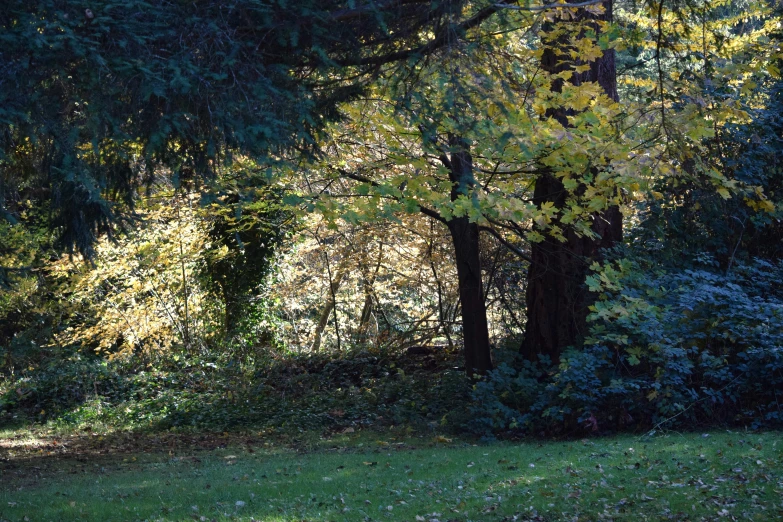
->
left=335, top=0, right=519, bottom=66
left=327, top=0, right=427, bottom=22
left=479, top=225, right=532, bottom=262
left=496, top=0, right=603, bottom=11
left=333, top=167, right=447, bottom=224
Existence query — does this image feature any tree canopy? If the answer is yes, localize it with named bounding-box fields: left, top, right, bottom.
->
left=1, top=0, right=518, bottom=254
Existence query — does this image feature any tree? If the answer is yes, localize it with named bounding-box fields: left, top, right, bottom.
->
left=0, top=0, right=534, bottom=375
left=51, top=193, right=212, bottom=356
left=298, top=2, right=635, bottom=374
left=521, top=0, right=622, bottom=362
left=199, top=165, right=294, bottom=339
left=442, top=136, right=495, bottom=374
left=0, top=0, right=518, bottom=257
left=3, top=0, right=778, bottom=376
left=516, top=0, right=780, bottom=362
left=294, top=61, right=509, bottom=374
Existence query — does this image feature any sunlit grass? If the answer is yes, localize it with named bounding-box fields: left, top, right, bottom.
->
left=1, top=431, right=781, bottom=521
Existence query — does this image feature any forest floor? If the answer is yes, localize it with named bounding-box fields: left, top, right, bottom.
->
left=1, top=428, right=781, bottom=521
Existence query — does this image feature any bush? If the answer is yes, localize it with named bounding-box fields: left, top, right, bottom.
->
left=469, top=257, right=783, bottom=437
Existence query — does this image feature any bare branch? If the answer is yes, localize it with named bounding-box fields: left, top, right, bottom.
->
left=479, top=225, right=533, bottom=263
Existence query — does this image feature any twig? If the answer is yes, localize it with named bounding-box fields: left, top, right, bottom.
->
left=638, top=374, right=743, bottom=441
left=726, top=216, right=747, bottom=274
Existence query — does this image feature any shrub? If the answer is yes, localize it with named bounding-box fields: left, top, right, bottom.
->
left=469, top=257, right=783, bottom=437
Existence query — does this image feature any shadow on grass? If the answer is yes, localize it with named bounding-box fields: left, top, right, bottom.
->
left=2, top=431, right=781, bottom=522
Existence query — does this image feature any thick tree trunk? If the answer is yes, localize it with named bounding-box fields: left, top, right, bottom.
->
left=522, top=175, right=621, bottom=362
left=522, top=0, right=622, bottom=363
left=444, top=136, right=494, bottom=376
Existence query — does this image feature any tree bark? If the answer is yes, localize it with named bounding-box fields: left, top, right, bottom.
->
left=522, top=0, right=622, bottom=363
left=444, top=136, right=494, bottom=376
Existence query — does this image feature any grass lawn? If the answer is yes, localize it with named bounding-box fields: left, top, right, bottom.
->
left=1, top=429, right=781, bottom=521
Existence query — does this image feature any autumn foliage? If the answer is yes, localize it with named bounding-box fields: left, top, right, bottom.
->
left=1, top=0, right=781, bottom=435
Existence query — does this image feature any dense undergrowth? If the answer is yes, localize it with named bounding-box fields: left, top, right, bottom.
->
left=472, top=258, right=783, bottom=438
left=0, top=345, right=472, bottom=435
left=3, top=279, right=782, bottom=439
left=3, top=251, right=782, bottom=440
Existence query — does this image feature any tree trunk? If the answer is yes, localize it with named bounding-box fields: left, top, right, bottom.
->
left=311, top=267, right=346, bottom=353
left=357, top=240, right=382, bottom=338
left=448, top=216, right=494, bottom=376
left=223, top=284, right=241, bottom=337
left=522, top=0, right=622, bottom=363
left=444, top=136, right=494, bottom=376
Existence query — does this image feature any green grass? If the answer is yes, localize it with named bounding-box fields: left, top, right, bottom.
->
left=1, top=430, right=782, bottom=521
